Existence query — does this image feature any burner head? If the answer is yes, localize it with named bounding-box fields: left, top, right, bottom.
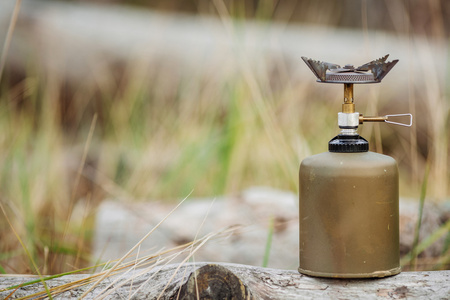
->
left=302, top=55, right=398, bottom=84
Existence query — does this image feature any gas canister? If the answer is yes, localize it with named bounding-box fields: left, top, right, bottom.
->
left=299, top=55, right=412, bottom=278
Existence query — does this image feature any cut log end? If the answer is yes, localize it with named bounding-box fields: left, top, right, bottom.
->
left=178, top=264, right=252, bottom=300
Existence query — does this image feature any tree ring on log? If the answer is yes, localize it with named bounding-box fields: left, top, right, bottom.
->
left=178, top=264, right=252, bottom=299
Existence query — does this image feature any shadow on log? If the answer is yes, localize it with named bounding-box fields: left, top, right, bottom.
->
left=1, top=262, right=449, bottom=299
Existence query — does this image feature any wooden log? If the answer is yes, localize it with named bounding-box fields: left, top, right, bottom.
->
left=1, top=262, right=449, bottom=299
left=0, top=0, right=445, bottom=90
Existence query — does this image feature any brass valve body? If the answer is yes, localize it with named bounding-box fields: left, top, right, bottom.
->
left=342, top=83, right=355, bottom=113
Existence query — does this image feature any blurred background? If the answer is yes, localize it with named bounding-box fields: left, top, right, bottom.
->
left=0, top=0, right=448, bottom=274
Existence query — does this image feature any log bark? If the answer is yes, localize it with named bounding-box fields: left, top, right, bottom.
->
left=1, top=262, right=449, bottom=299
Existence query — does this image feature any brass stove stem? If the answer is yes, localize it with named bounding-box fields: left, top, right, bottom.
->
left=342, top=83, right=355, bottom=113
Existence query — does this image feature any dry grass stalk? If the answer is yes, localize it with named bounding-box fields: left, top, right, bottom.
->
left=1, top=225, right=241, bottom=299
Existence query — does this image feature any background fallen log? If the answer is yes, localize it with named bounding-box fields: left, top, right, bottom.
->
left=94, top=187, right=450, bottom=271
left=1, top=262, right=449, bottom=299
left=1, top=0, right=446, bottom=103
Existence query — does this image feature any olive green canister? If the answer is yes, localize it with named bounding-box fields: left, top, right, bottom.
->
left=299, top=135, right=401, bottom=278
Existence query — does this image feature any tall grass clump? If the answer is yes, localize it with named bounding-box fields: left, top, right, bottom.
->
left=0, top=40, right=313, bottom=274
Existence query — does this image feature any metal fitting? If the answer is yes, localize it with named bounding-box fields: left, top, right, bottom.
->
left=338, top=112, right=360, bottom=129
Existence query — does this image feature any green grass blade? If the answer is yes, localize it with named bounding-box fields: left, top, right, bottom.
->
left=0, top=203, right=53, bottom=299
left=262, top=216, right=274, bottom=268
left=433, top=247, right=450, bottom=270
left=401, top=218, right=450, bottom=267
left=0, top=263, right=107, bottom=293
left=441, top=224, right=450, bottom=255
left=409, top=165, right=430, bottom=269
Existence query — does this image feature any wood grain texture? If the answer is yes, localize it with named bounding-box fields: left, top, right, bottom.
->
left=1, top=263, right=449, bottom=299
